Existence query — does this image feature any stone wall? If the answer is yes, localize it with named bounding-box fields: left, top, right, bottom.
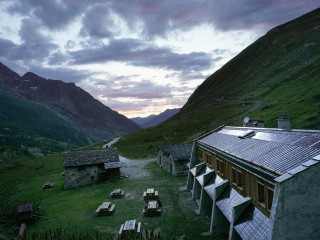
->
left=64, top=165, right=100, bottom=189
left=269, top=162, right=320, bottom=240
left=157, top=151, right=170, bottom=171
left=172, top=158, right=189, bottom=176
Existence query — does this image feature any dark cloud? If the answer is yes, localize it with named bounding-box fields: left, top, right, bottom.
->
left=80, top=4, right=117, bottom=39
left=27, top=64, right=91, bottom=83
left=0, top=37, right=16, bottom=57
left=7, top=0, right=86, bottom=30
left=5, top=0, right=320, bottom=38
left=69, top=38, right=213, bottom=73
left=47, top=51, right=70, bottom=65
left=0, top=18, right=59, bottom=62
left=107, top=0, right=320, bottom=37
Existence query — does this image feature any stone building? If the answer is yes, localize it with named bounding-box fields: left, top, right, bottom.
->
left=187, top=125, right=320, bottom=240
left=157, top=143, right=192, bottom=176
left=63, top=148, right=121, bottom=189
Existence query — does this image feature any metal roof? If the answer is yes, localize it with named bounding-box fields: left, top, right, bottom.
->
left=195, top=166, right=212, bottom=186
left=203, top=174, right=224, bottom=199
left=234, top=204, right=270, bottom=240
left=63, top=148, right=119, bottom=167
left=198, top=126, right=320, bottom=175
left=158, top=143, right=192, bottom=161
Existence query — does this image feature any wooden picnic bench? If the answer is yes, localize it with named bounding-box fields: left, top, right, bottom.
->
left=96, top=201, right=115, bottom=215
left=143, top=188, right=159, bottom=200
left=119, top=219, right=141, bottom=236
left=110, top=189, right=124, bottom=198
left=143, top=200, right=162, bottom=216
left=42, top=181, right=54, bottom=189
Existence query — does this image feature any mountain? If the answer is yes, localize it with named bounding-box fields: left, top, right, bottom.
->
left=0, top=89, right=92, bottom=155
left=131, top=108, right=180, bottom=128
left=141, top=108, right=180, bottom=128
left=115, top=8, right=320, bottom=158
left=0, top=63, right=141, bottom=141
left=131, top=114, right=156, bottom=126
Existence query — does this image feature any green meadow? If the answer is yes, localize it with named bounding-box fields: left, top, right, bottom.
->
left=0, top=145, right=225, bottom=239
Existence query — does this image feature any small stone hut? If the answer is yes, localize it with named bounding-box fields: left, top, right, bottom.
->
left=63, top=148, right=121, bottom=189
left=157, top=143, right=192, bottom=176
left=17, top=204, right=33, bottom=222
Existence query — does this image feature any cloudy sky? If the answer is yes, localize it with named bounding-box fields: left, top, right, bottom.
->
left=0, top=0, right=319, bottom=118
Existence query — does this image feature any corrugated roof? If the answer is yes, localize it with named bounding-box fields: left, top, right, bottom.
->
left=158, top=143, right=192, bottom=161
left=198, top=126, right=320, bottom=175
left=234, top=204, right=270, bottom=240
left=63, top=148, right=119, bottom=167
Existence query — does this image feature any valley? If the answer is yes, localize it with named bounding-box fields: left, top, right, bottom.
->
left=0, top=5, right=320, bottom=240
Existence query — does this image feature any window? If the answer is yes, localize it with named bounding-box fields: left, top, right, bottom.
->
left=257, top=182, right=265, bottom=207
left=91, top=176, right=94, bottom=180
left=232, top=168, right=237, bottom=185
left=267, top=188, right=274, bottom=211
left=232, top=167, right=243, bottom=191
left=237, top=170, right=243, bottom=189
left=206, top=153, right=211, bottom=167
left=216, top=158, right=224, bottom=176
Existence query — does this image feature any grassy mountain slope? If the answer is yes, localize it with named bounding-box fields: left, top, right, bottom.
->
left=115, top=8, right=320, bottom=158
left=0, top=90, right=93, bottom=154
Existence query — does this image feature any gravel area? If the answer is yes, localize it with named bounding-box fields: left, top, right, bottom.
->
left=120, top=155, right=156, bottom=178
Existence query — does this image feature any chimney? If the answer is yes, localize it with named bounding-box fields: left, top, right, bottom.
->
left=277, top=115, right=290, bottom=129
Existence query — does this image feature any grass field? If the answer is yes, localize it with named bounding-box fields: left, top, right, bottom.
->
left=0, top=149, right=226, bottom=240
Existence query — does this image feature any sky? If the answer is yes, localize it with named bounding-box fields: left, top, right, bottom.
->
left=0, top=1, right=319, bottom=118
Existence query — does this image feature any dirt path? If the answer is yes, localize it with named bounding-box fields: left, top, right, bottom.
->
left=119, top=156, right=156, bottom=179
left=105, top=136, right=157, bottom=178
left=102, top=137, right=120, bottom=149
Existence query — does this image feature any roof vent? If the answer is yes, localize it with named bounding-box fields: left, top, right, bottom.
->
left=278, top=115, right=290, bottom=129
left=243, top=117, right=265, bottom=128
left=238, top=130, right=254, bottom=139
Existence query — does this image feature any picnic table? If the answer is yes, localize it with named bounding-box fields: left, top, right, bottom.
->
left=42, top=181, right=54, bottom=189
left=119, top=219, right=141, bottom=236
left=110, top=189, right=124, bottom=198
left=143, top=188, right=159, bottom=200
left=96, top=201, right=115, bottom=215
left=143, top=200, right=162, bottom=216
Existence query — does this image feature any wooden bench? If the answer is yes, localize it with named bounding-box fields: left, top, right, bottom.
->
left=109, top=204, right=115, bottom=212
left=19, top=223, right=26, bottom=237
left=137, top=222, right=141, bottom=233
left=119, top=224, right=124, bottom=234
left=95, top=205, right=102, bottom=213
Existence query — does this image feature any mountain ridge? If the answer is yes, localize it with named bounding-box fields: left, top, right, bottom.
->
left=131, top=108, right=180, bottom=128
left=0, top=63, right=141, bottom=140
